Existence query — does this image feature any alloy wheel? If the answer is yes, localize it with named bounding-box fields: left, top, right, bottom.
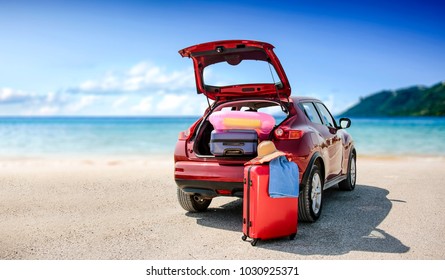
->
left=350, top=157, right=356, bottom=185
left=311, top=173, right=322, bottom=215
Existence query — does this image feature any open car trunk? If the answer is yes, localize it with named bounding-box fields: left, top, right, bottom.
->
left=179, top=40, right=291, bottom=101
left=192, top=99, right=289, bottom=159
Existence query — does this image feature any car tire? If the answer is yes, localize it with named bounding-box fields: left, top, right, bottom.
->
left=339, top=151, right=356, bottom=191
left=298, top=164, right=323, bottom=222
left=177, top=188, right=212, bottom=212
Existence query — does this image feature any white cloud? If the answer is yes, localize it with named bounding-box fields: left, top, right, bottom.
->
left=112, top=96, right=129, bottom=108
left=128, top=62, right=149, bottom=76
left=45, top=91, right=57, bottom=103
left=68, top=95, right=100, bottom=112
left=154, top=93, right=209, bottom=115
left=71, top=61, right=195, bottom=94
left=0, top=61, right=209, bottom=116
left=38, top=106, right=60, bottom=115
left=156, top=94, right=189, bottom=112
left=129, top=92, right=208, bottom=116
left=131, top=96, right=154, bottom=113
left=0, top=88, right=35, bottom=104
left=79, top=73, right=120, bottom=92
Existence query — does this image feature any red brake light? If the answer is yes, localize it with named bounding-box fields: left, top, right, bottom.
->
left=274, top=128, right=304, bottom=140
left=178, top=131, right=186, bottom=140
left=178, top=118, right=202, bottom=141
left=289, top=130, right=304, bottom=139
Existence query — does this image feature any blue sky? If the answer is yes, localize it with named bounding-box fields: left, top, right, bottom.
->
left=0, top=0, right=444, bottom=116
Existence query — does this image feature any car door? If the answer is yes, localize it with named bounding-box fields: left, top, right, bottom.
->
left=300, top=102, right=332, bottom=178
left=314, top=103, right=343, bottom=178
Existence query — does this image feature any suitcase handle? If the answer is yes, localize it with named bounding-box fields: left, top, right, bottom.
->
left=222, top=142, right=245, bottom=146
left=224, top=149, right=244, bottom=156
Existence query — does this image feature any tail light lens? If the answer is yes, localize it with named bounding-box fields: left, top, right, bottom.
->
left=274, top=127, right=304, bottom=140
left=178, top=118, right=202, bottom=141
left=178, top=130, right=188, bottom=141
left=216, top=189, right=232, bottom=195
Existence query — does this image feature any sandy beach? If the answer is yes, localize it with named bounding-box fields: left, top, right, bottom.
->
left=1, top=155, right=444, bottom=260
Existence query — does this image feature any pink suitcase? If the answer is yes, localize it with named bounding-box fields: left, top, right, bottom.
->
left=242, top=164, right=298, bottom=246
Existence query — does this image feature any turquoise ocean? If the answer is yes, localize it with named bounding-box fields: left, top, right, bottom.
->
left=0, top=117, right=444, bottom=157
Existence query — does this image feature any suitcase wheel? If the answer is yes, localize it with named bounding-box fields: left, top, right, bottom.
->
left=241, top=235, right=247, bottom=241
left=251, top=239, right=259, bottom=246
left=289, top=233, right=296, bottom=240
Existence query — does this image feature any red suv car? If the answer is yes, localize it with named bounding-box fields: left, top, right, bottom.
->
left=174, top=40, right=356, bottom=222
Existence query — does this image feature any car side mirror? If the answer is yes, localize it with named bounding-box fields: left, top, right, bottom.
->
left=339, top=118, right=351, bottom=129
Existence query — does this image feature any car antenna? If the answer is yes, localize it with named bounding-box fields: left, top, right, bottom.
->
left=267, top=61, right=288, bottom=113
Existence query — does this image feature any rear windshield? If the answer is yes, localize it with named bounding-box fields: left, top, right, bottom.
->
left=203, top=60, right=281, bottom=87
left=215, top=100, right=288, bottom=124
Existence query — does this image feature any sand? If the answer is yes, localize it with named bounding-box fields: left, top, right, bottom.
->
left=0, top=155, right=444, bottom=260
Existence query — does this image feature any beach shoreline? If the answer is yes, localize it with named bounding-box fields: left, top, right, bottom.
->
left=1, top=152, right=444, bottom=164
left=1, top=155, right=444, bottom=259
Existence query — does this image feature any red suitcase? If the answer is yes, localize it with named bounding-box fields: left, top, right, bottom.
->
left=242, top=164, right=298, bottom=246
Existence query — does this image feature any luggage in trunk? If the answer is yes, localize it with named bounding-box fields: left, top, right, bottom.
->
left=242, top=164, right=298, bottom=246
left=209, top=129, right=258, bottom=157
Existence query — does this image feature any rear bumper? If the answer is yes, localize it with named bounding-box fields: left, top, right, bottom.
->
left=174, top=160, right=245, bottom=198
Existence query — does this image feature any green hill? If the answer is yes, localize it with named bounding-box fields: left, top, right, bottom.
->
left=341, top=82, right=445, bottom=117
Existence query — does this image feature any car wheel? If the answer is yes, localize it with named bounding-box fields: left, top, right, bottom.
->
left=339, top=152, right=356, bottom=191
left=298, top=164, right=323, bottom=222
left=177, top=188, right=212, bottom=212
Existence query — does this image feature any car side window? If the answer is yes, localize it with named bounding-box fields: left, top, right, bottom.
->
left=315, top=103, right=336, bottom=128
left=301, top=102, right=323, bottom=125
